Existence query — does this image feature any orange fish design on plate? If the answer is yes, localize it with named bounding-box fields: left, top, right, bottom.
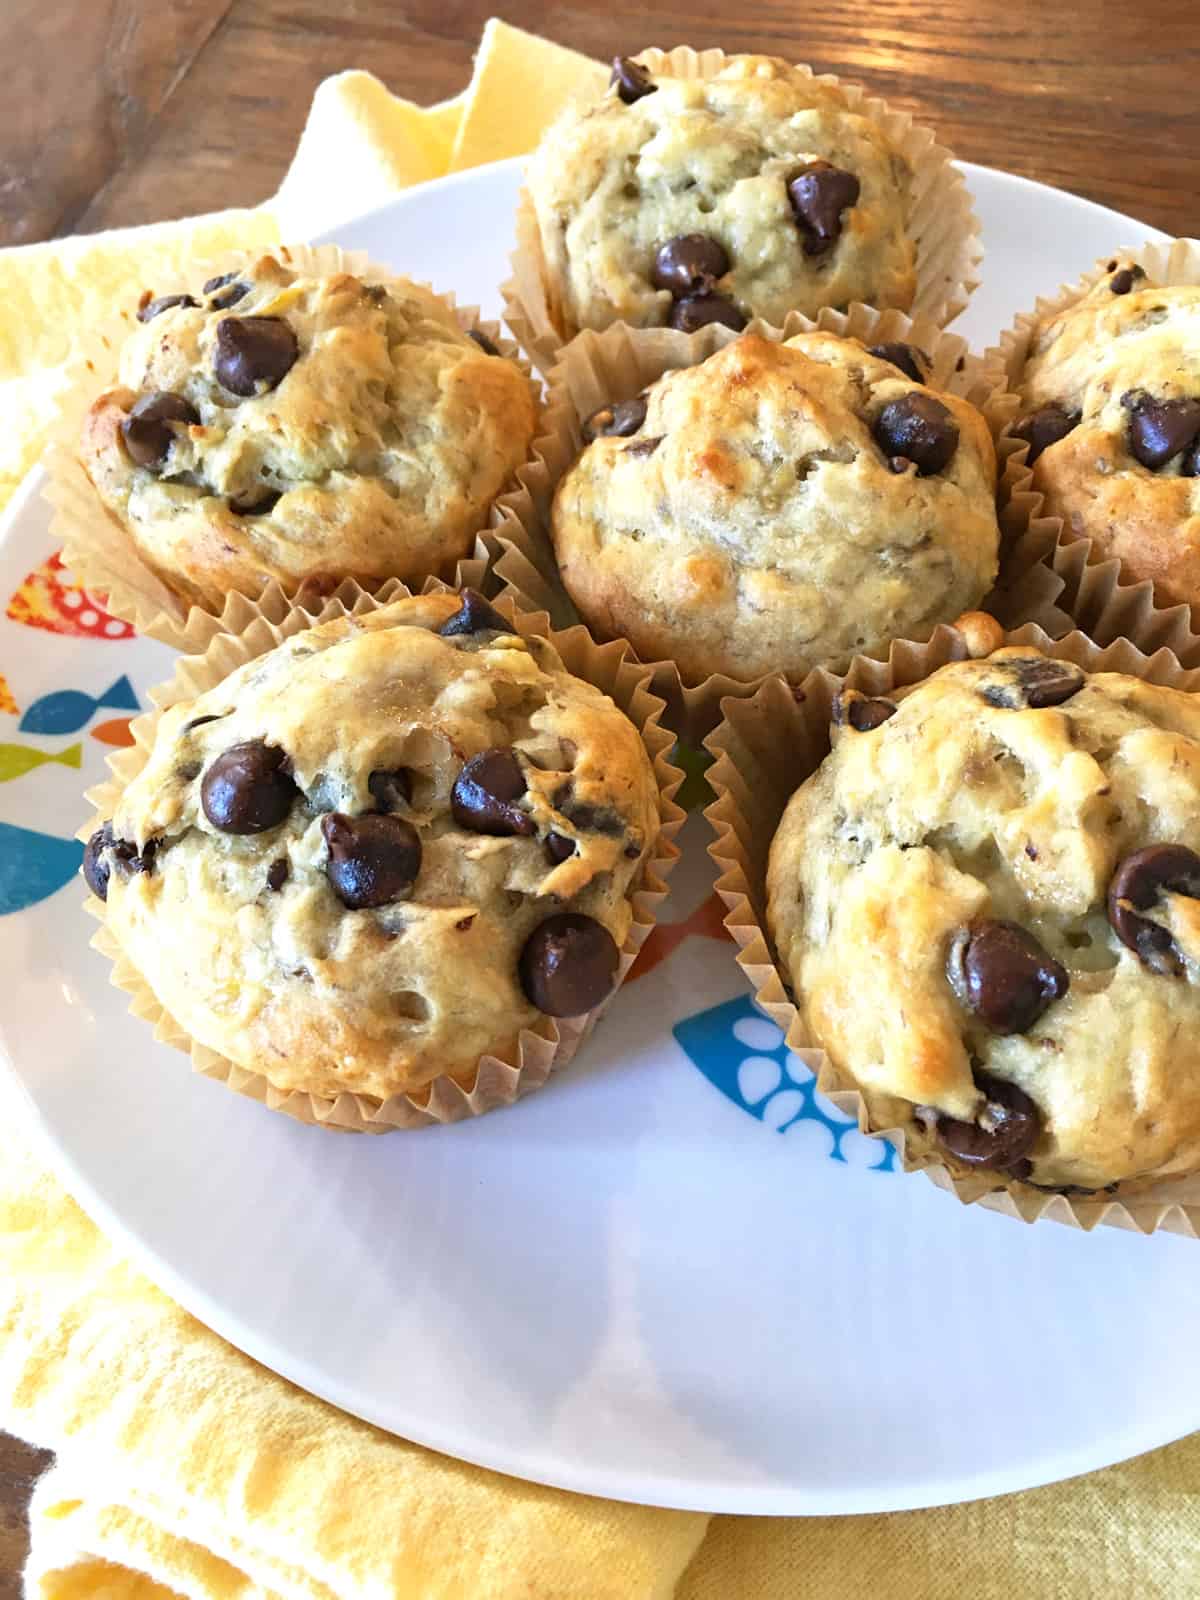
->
left=0, top=672, right=15, bottom=717
left=6, top=551, right=135, bottom=641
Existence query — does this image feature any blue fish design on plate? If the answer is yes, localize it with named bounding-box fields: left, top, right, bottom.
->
left=0, top=822, right=84, bottom=916
left=674, top=995, right=897, bottom=1171
left=18, top=674, right=139, bottom=736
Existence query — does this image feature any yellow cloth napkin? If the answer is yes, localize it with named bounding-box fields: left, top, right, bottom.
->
left=2, top=18, right=1199, bottom=1597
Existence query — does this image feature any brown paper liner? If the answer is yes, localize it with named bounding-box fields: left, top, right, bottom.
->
left=79, top=580, right=685, bottom=1133
left=489, top=306, right=1067, bottom=743
left=502, top=45, right=983, bottom=375
left=987, top=236, right=1200, bottom=665
left=45, top=242, right=540, bottom=651
left=706, top=623, right=1200, bottom=1236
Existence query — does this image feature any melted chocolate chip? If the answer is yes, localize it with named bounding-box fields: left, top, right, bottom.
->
left=545, top=831, right=576, bottom=865
left=956, top=919, right=1069, bottom=1034
left=266, top=858, right=290, bottom=892
left=203, top=272, right=251, bottom=309
left=201, top=741, right=297, bottom=833
left=787, top=161, right=861, bottom=256
left=213, top=316, right=298, bottom=397
left=935, top=1069, right=1041, bottom=1171
left=438, top=589, right=510, bottom=638
left=866, top=342, right=930, bottom=384
left=624, top=435, right=663, bottom=457
left=651, top=234, right=730, bottom=298
left=322, top=812, right=421, bottom=909
left=1109, top=265, right=1145, bottom=295
left=1107, top=844, right=1200, bottom=976
left=1010, top=404, right=1080, bottom=465
left=872, top=393, right=959, bottom=476
left=1185, top=439, right=1200, bottom=479
left=582, top=396, right=647, bottom=442
left=519, top=913, right=620, bottom=1015
left=611, top=55, right=657, bottom=104
left=452, top=749, right=534, bottom=836
left=120, top=391, right=200, bottom=468
left=367, top=768, right=412, bottom=813
left=668, top=293, right=746, bottom=333
left=467, top=327, right=500, bottom=356
left=182, top=713, right=223, bottom=734
left=1126, top=396, right=1200, bottom=469
left=82, top=823, right=157, bottom=901
left=137, top=292, right=197, bottom=323
left=832, top=691, right=897, bottom=732
left=980, top=656, right=1085, bottom=710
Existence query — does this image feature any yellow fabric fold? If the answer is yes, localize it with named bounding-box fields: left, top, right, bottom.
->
left=2, top=17, right=1199, bottom=1598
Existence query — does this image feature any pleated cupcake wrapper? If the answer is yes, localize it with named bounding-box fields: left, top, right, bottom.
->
left=501, top=44, right=983, bottom=375
left=986, top=235, right=1200, bottom=663
left=44, top=241, right=540, bottom=651
left=80, top=578, right=685, bottom=1133
left=706, top=623, right=1200, bottom=1236
left=489, top=304, right=1066, bottom=744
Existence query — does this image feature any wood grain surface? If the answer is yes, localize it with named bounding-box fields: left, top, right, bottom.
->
left=1, top=0, right=1198, bottom=1587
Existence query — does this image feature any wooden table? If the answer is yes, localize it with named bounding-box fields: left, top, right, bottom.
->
left=1, top=0, right=1198, bottom=1588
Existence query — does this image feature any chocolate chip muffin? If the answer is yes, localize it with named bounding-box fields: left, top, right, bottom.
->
left=83, top=592, right=660, bottom=1107
left=1011, top=259, right=1200, bottom=606
left=80, top=256, right=538, bottom=611
left=551, top=333, right=1000, bottom=684
left=767, top=648, right=1200, bottom=1193
left=525, top=53, right=916, bottom=337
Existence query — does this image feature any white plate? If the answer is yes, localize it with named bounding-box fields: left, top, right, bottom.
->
left=2, top=159, right=1193, bottom=1519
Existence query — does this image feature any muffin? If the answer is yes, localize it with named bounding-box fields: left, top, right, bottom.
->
left=1011, top=258, right=1200, bottom=607
left=82, top=591, right=660, bottom=1110
left=80, top=255, right=538, bottom=611
left=525, top=52, right=916, bottom=338
left=766, top=647, right=1200, bottom=1194
left=550, top=332, right=1001, bottom=684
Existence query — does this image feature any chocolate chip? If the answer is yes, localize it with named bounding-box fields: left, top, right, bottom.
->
left=980, top=656, right=1085, bottom=710
left=519, top=912, right=620, bottom=1015
left=203, top=272, right=251, bottom=309
left=120, top=391, right=200, bottom=468
left=582, top=396, right=647, bottom=442
left=956, top=919, right=1069, bottom=1033
left=668, top=293, right=747, bottom=333
left=83, top=825, right=114, bottom=900
left=1185, top=439, right=1200, bottom=479
left=1126, top=396, right=1200, bottom=469
left=624, top=435, right=663, bottom=457
left=832, top=691, right=897, bottom=731
left=266, top=858, right=290, bottom=892
left=137, top=292, right=197, bottom=323
left=228, top=488, right=281, bottom=516
left=787, top=161, right=861, bottom=256
left=1107, top=844, right=1200, bottom=976
left=651, top=234, right=730, bottom=298
left=182, top=713, right=223, bottom=734
left=322, top=812, right=422, bottom=909
left=611, top=55, right=657, bottom=104
left=438, top=588, right=511, bottom=638
left=872, top=393, right=959, bottom=476
left=452, top=748, right=534, bottom=836
left=1110, top=265, right=1145, bottom=295
left=935, top=1069, right=1041, bottom=1171
left=467, top=327, right=500, bottom=356
left=367, top=768, right=412, bottom=813
left=213, top=316, right=298, bottom=397
left=867, top=342, right=931, bottom=384
left=545, top=831, right=576, bottom=865
left=1010, top=404, right=1080, bottom=465
left=201, top=740, right=297, bottom=833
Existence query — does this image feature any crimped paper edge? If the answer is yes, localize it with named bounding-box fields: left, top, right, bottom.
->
left=489, top=305, right=1067, bottom=743
left=45, top=242, right=540, bottom=651
left=79, top=578, right=685, bottom=1133
left=705, top=623, right=1200, bottom=1236
left=501, top=44, right=984, bottom=375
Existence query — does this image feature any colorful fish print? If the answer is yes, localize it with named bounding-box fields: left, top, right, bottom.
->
left=6, top=551, right=135, bottom=641
left=90, top=717, right=135, bottom=748
left=18, top=675, right=139, bottom=737
left=674, top=995, right=897, bottom=1172
left=0, top=743, right=82, bottom=782
left=0, top=673, right=16, bottom=717
left=0, top=822, right=84, bottom=916
left=627, top=891, right=729, bottom=982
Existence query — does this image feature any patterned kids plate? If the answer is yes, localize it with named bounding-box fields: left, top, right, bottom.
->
left=3, top=159, right=1199, bottom=1517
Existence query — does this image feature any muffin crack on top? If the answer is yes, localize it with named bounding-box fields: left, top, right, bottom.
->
left=767, top=649, right=1200, bottom=1195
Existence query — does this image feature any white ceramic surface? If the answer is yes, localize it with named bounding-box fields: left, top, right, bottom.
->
left=1, top=160, right=1193, bottom=1518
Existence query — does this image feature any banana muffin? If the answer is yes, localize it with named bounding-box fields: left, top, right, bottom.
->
left=551, top=332, right=1000, bottom=683
left=525, top=53, right=916, bottom=337
left=1011, top=259, right=1200, bottom=606
left=767, top=648, right=1200, bottom=1193
left=81, top=256, right=538, bottom=611
left=83, top=592, right=660, bottom=1105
